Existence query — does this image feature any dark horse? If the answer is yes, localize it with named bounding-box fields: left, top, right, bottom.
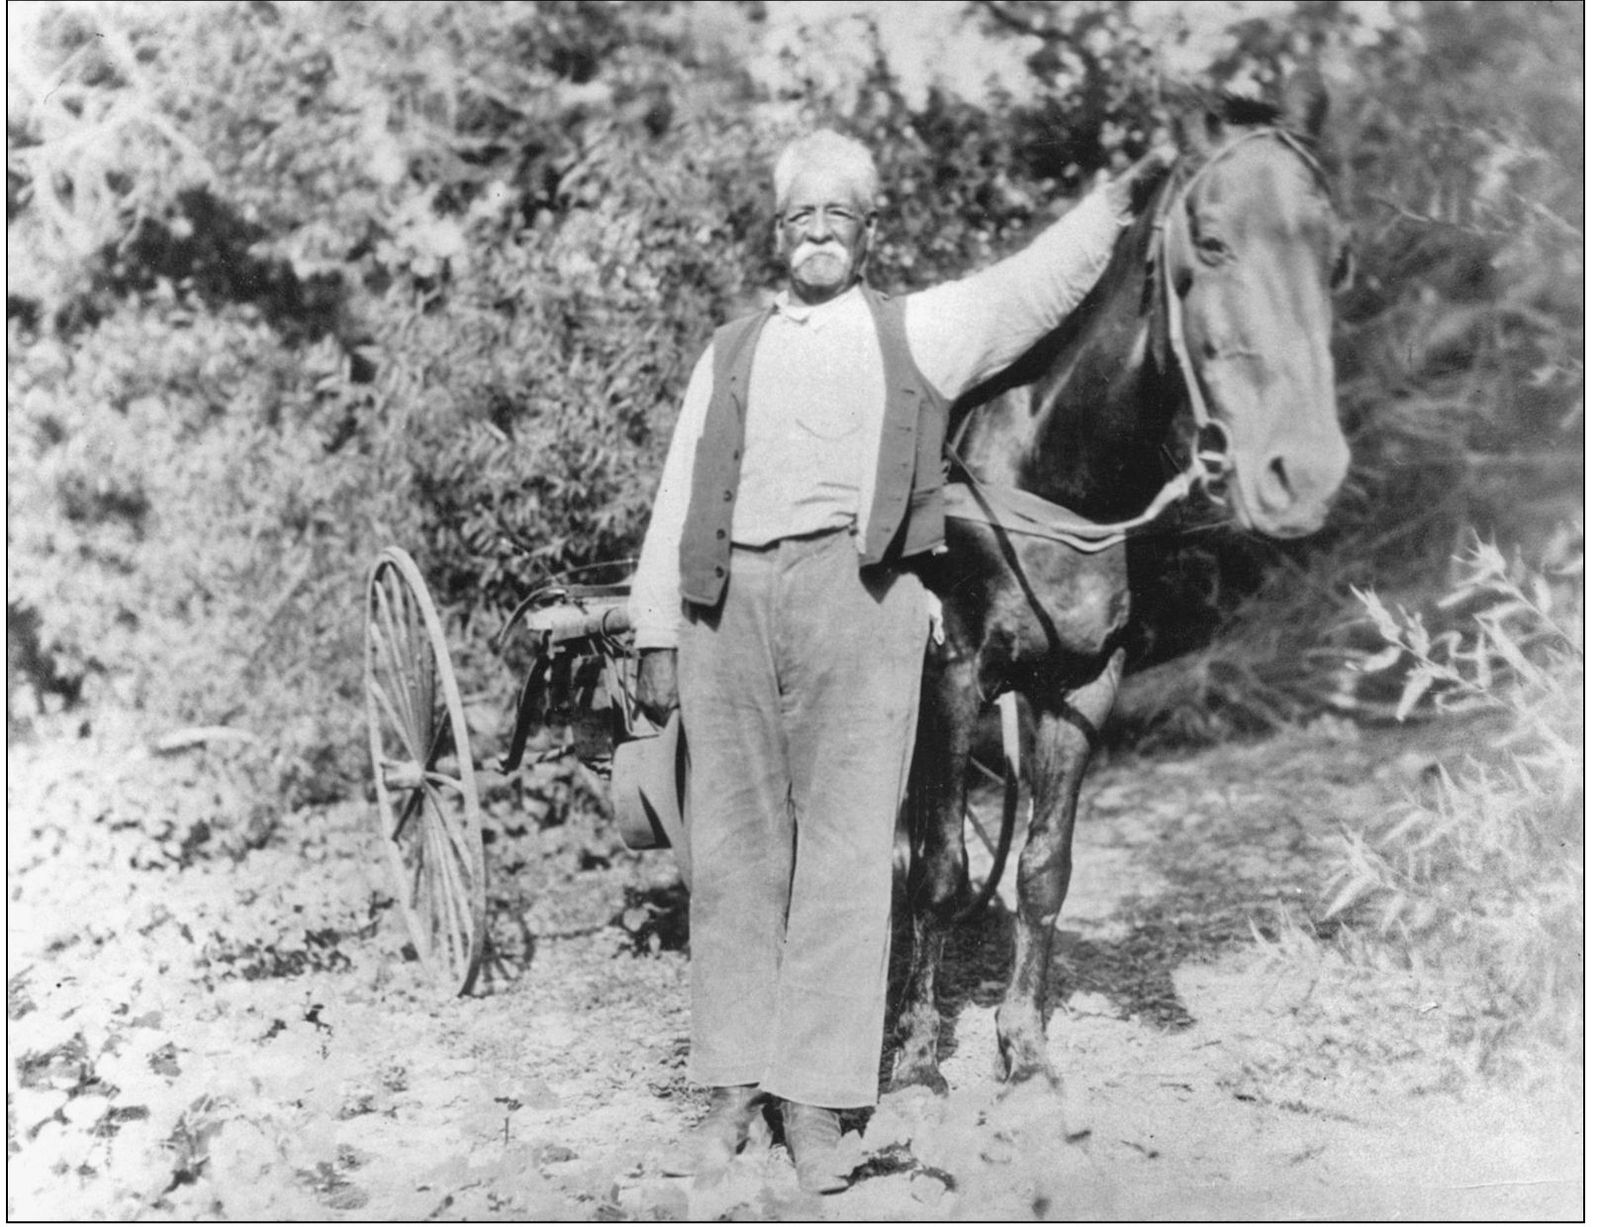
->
left=893, top=81, right=1354, bottom=1090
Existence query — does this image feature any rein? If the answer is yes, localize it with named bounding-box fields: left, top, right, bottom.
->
left=944, top=128, right=1328, bottom=554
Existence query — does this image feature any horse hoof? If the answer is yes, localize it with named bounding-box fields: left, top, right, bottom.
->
left=1003, top=1060, right=1059, bottom=1087
left=887, top=1061, right=950, bottom=1097
left=995, top=1037, right=1058, bottom=1087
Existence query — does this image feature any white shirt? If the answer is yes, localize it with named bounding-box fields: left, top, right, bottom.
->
left=629, top=185, right=1125, bottom=649
left=731, top=288, right=883, bottom=548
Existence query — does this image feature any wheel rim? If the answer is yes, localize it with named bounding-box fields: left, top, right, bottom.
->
left=364, top=547, right=486, bottom=994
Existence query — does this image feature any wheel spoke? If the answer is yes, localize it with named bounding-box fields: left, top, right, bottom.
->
left=965, top=804, right=1000, bottom=857
left=371, top=572, right=415, bottom=728
left=970, top=757, right=1007, bottom=788
left=424, top=770, right=467, bottom=793
left=420, top=813, right=448, bottom=971
left=379, top=570, right=434, bottom=754
left=425, top=818, right=454, bottom=968
left=425, top=803, right=470, bottom=974
left=368, top=625, right=423, bottom=764
left=425, top=782, right=480, bottom=896
left=400, top=574, right=438, bottom=756
left=373, top=576, right=426, bottom=752
left=420, top=712, right=452, bottom=773
left=439, top=799, right=479, bottom=952
left=368, top=672, right=423, bottom=765
left=391, top=782, right=425, bottom=843
left=410, top=829, right=428, bottom=902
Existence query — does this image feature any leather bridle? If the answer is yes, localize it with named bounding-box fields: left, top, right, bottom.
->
left=1156, top=127, right=1332, bottom=504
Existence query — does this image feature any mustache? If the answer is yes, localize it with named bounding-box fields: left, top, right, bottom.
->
left=790, top=239, right=850, bottom=269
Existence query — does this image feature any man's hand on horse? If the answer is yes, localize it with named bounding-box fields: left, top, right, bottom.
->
left=1104, top=143, right=1179, bottom=219
left=636, top=648, right=679, bottom=726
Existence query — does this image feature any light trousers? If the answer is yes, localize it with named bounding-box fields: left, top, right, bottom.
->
left=678, top=528, right=928, bottom=1108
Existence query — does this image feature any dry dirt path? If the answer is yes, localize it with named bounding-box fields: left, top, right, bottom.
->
left=7, top=717, right=1581, bottom=1220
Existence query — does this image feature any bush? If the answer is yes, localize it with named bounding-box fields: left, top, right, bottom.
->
left=1322, top=540, right=1582, bottom=1075
left=6, top=1, right=1582, bottom=839
left=7, top=305, right=386, bottom=806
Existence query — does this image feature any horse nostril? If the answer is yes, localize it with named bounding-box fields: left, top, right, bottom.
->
left=1262, top=455, right=1295, bottom=510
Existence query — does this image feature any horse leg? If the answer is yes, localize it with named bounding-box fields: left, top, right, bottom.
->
left=996, top=647, right=1125, bottom=1083
left=889, top=655, right=979, bottom=1094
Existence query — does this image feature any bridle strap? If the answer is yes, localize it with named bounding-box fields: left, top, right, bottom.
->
left=945, top=128, right=1329, bottom=552
left=1161, top=127, right=1326, bottom=448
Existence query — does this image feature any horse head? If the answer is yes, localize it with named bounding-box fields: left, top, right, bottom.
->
left=1160, top=77, right=1353, bottom=537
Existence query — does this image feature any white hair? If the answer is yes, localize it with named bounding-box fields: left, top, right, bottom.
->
left=772, top=130, right=880, bottom=210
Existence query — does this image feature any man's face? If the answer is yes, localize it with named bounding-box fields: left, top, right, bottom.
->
left=775, top=163, right=876, bottom=305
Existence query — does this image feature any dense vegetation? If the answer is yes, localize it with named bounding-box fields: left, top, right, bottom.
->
left=8, top=2, right=1581, bottom=1069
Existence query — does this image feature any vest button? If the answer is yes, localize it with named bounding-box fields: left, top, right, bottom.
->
left=714, top=565, right=726, bottom=577
left=715, top=529, right=727, bottom=540
left=722, top=490, right=733, bottom=502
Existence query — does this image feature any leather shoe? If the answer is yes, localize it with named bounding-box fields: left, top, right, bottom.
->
left=780, top=1100, right=850, bottom=1194
left=661, top=1084, right=763, bottom=1177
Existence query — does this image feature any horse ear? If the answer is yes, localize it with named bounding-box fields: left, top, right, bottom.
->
left=1173, top=90, right=1214, bottom=155
left=1280, top=68, right=1329, bottom=141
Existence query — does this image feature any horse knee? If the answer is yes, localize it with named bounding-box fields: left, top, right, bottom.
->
left=1015, top=844, right=1071, bottom=925
left=909, top=838, right=970, bottom=922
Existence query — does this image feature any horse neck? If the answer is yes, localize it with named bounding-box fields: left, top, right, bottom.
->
left=1014, top=184, right=1186, bottom=519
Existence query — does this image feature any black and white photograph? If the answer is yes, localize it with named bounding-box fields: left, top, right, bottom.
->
left=7, top=1, right=1582, bottom=1219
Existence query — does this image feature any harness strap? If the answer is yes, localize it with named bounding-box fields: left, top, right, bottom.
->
left=943, top=444, right=1204, bottom=553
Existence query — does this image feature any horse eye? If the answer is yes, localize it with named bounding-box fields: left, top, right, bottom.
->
left=1195, top=234, right=1228, bottom=263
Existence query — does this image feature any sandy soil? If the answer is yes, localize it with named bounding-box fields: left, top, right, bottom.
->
left=7, top=716, right=1582, bottom=1220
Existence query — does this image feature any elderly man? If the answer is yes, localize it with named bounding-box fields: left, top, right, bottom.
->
left=630, top=129, right=1169, bottom=1192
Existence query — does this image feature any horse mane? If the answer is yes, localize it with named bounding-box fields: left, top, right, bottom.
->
left=1213, top=91, right=1283, bottom=129
left=946, top=159, right=1172, bottom=430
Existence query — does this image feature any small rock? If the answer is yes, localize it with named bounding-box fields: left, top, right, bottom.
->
left=910, top=1172, right=949, bottom=1205
left=61, top=1094, right=108, bottom=1129
left=336, top=1081, right=376, bottom=1119
left=537, top=1144, right=578, bottom=1164
left=11, top=1087, right=68, bottom=1130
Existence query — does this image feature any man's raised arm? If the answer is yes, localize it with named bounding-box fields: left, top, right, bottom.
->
left=906, top=147, right=1174, bottom=400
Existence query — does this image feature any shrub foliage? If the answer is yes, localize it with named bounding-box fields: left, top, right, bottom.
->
left=8, top=4, right=1581, bottom=816
left=1326, top=542, right=1582, bottom=1072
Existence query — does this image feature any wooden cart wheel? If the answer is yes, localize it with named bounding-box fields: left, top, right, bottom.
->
left=364, top=547, right=486, bottom=995
left=956, top=692, right=1023, bottom=923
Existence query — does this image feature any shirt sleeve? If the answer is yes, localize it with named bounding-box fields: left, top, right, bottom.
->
left=904, top=183, right=1127, bottom=401
left=628, top=345, right=715, bottom=650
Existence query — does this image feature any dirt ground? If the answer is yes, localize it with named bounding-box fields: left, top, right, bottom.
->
left=7, top=713, right=1583, bottom=1221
